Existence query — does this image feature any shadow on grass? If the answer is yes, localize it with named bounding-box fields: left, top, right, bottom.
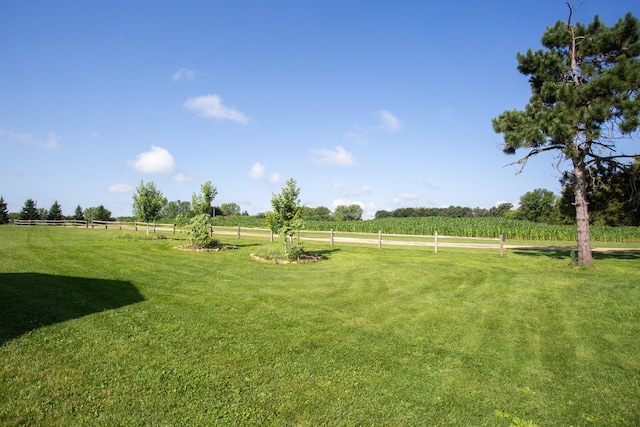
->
left=0, top=273, right=145, bottom=346
left=512, top=248, right=640, bottom=261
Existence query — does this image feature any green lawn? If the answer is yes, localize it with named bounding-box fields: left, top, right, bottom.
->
left=1, top=226, right=639, bottom=426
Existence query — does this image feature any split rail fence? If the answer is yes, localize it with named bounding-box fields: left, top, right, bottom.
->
left=14, top=219, right=506, bottom=256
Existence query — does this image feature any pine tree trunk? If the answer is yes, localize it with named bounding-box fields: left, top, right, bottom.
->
left=573, top=159, right=593, bottom=267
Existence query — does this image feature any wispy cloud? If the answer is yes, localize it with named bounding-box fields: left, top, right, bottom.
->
left=129, top=145, right=188, bottom=181
left=377, top=110, right=402, bottom=132
left=0, top=128, right=60, bottom=149
left=393, top=193, right=419, bottom=205
left=267, top=172, right=285, bottom=185
left=310, top=145, right=356, bottom=166
left=333, top=181, right=372, bottom=197
left=248, top=162, right=266, bottom=179
left=184, top=94, right=250, bottom=124
left=172, top=68, right=195, bottom=82
left=108, top=183, right=133, bottom=193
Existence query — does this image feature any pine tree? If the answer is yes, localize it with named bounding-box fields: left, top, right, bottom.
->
left=492, top=6, right=640, bottom=267
left=19, top=199, right=39, bottom=220
left=0, top=196, right=9, bottom=224
left=47, top=201, right=63, bottom=220
left=73, top=205, right=84, bottom=221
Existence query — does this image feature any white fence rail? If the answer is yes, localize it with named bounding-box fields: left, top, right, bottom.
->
left=13, top=220, right=505, bottom=255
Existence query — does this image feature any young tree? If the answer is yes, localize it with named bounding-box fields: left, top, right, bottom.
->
left=73, top=205, right=84, bottom=221
left=19, top=199, right=39, bottom=220
left=0, top=196, right=9, bottom=224
left=265, top=178, right=304, bottom=255
left=132, top=180, right=167, bottom=225
left=492, top=6, right=640, bottom=266
left=192, top=181, right=218, bottom=216
left=46, top=201, right=63, bottom=220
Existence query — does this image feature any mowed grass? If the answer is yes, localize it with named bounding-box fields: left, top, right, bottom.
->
left=1, top=226, right=639, bottom=426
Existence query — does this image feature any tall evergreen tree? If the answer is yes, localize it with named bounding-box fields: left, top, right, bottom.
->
left=46, top=201, right=63, bottom=220
left=0, top=196, right=9, bottom=224
left=73, top=205, right=84, bottom=221
left=492, top=5, right=640, bottom=266
left=19, top=199, right=39, bottom=220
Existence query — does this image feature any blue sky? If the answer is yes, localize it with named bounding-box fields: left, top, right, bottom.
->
left=1, top=0, right=638, bottom=219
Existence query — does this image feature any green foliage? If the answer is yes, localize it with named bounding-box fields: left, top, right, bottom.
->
left=132, top=180, right=167, bottom=222
left=19, top=198, right=39, bottom=220
left=73, top=205, right=84, bottom=221
left=301, top=206, right=332, bottom=221
left=334, top=204, right=363, bottom=221
left=265, top=178, right=304, bottom=239
left=491, top=9, right=640, bottom=266
left=46, top=200, right=63, bottom=221
left=0, top=196, right=9, bottom=224
left=515, top=188, right=557, bottom=223
left=84, top=205, right=112, bottom=222
left=184, top=213, right=214, bottom=248
left=558, top=160, right=640, bottom=226
left=161, top=200, right=191, bottom=219
left=192, top=181, right=218, bottom=216
left=220, top=202, right=241, bottom=216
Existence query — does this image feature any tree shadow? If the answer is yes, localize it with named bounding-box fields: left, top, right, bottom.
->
left=0, top=273, right=145, bottom=346
left=511, top=248, right=640, bottom=261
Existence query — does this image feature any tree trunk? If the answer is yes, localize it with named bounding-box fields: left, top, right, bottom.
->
left=573, top=159, right=593, bottom=267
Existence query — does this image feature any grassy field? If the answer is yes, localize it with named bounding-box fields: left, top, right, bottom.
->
left=1, top=226, right=639, bottom=426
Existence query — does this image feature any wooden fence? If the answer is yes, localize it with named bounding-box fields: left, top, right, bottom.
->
left=13, top=220, right=505, bottom=255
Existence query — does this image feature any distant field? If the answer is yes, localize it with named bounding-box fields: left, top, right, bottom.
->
left=1, top=226, right=639, bottom=426
left=212, top=216, right=640, bottom=242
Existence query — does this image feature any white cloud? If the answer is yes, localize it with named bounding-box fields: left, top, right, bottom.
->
left=184, top=94, right=250, bottom=124
left=108, top=183, right=133, bottom=193
left=310, top=145, right=355, bottom=166
left=172, top=68, right=195, bottom=82
left=425, top=179, right=439, bottom=189
left=248, top=162, right=266, bottom=179
left=393, top=193, right=419, bottom=205
left=0, top=128, right=60, bottom=149
left=130, top=146, right=176, bottom=175
left=377, top=110, right=402, bottom=132
left=267, top=173, right=285, bottom=185
left=172, top=172, right=190, bottom=183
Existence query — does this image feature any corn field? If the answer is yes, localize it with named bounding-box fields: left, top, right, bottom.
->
left=214, top=216, right=640, bottom=243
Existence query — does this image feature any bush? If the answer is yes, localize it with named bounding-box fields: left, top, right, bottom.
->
left=184, top=214, right=213, bottom=248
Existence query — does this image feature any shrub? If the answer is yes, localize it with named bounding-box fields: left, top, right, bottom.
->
left=185, top=214, right=213, bottom=248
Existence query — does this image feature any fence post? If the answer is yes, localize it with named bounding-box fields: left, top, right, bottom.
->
left=105, top=221, right=108, bottom=229
left=330, top=229, right=334, bottom=247
left=120, top=221, right=123, bottom=230
left=173, top=223, right=176, bottom=234
left=434, top=231, right=438, bottom=253
left=378, top=231, right=382, bottom=249
left=500, top=234, right=504, bottom=258
left=153, top=223, right=156, bottom=233
left=237, top=225, right=241, bottom=239
left=270, top=230, right=274, bottom=242
left=135, top=221, right=138, bottom=231
left=210, top=224, right=213, bottom=237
